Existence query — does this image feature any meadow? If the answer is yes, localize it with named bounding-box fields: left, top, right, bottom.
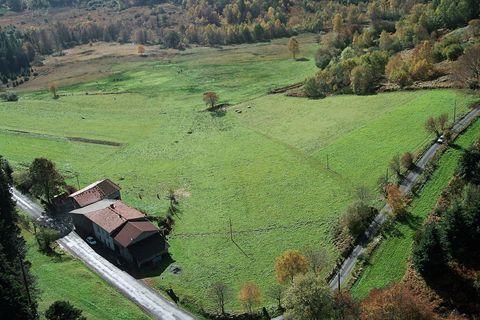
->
left=1, top=34, right=479, bottom=312
left=351, top=120, right=480, bottom=299
left=23, top=229, right=150, bottom=319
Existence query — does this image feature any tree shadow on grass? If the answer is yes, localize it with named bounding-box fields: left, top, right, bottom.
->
left=448, top=143, right=464, bottom=151
left=381, top=211, right=422, bottom=238
left=210, top=109, right=226, bottom=118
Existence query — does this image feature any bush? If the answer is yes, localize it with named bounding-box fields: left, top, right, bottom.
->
left=350, top=65, right=375, bottom=95
left=13, top=170, right=32, bottom=193
left=303, top=77, right=326, bottom=99
left=1, top=91, right=18, bottom=102
left=444, top=44, right=464, bottom=61
left=315, top=47, right=337, bottom=69
left=341, top=201, right=377, bottom=240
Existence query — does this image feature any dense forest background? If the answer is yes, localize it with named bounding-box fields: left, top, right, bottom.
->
left=0, top=0, right=479, bottom=86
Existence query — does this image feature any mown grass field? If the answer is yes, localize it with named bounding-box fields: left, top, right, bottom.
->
left=351, top=120, right=480, bottom=299
left=23, top=229, right=150, bottom=319
left=1, top=34, right=479, bottom=311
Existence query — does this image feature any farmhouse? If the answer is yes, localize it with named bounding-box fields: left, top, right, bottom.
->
left=69, top=180, right=168, bottom=267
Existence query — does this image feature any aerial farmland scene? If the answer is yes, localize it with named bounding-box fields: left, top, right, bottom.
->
left=1, top=0, right=480, bottom=319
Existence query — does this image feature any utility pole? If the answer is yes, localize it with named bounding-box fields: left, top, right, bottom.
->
left=326, top=154, right=329, bottom=170
left=453, top=100, right=457, bottom=123
left=75, top=173, right=80, bottom=189
left=19, top=258, right=33, bottom=315
left=337, top=270, right=341, bottom=291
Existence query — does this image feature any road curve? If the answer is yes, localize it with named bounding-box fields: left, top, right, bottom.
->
left=12, top=189, right=195, bottom=320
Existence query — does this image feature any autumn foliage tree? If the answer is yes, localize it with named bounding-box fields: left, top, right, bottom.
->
left=238, top=282, right=261, bottom=314
left=360, top=284, right=437, bottom=320
left=287, top=37, right=300, bottom=59
left=137, top=45, right=145, bottom=55
left=386, top=184, right=407, bottom=217
left=203, top=91, right=219, bottom=109
left=49, top=83, right=58, bottom=99
left=275, top=250, right=309, bottom=284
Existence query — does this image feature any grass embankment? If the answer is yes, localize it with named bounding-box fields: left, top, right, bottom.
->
left=0, top=34, right=478, bottom=310
left=351, top=119, right=480, bottom=299
left=23, top=229, right=150, bottom=320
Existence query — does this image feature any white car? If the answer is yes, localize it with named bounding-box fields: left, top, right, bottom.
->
left=85, top=236, right=97, bottom=245
left=437, top=135, right=445, bottom=144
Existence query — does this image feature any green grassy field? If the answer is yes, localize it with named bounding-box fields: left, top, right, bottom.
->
left=1, top=34, right=479, bottom=311
left=351, top=120, right=480, bottom=299
left=23, top=229, right=150, bottom=319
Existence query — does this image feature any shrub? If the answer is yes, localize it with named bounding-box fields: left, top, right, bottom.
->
left=350, top=65, right=375, bottom=95
left=303, top=77, right=326, bottom=99
left=1, top=91, right=18, bottom=101
left=410, top=59, right=435, bottom=81
left=341, top=201, right=377, bottom=240
left=444, top=44, right=464, bottom=61
left=315, top=47, right=337, bottom=69
left=401, top=152, right=414, bottom=170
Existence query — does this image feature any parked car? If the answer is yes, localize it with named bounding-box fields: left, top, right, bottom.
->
left=437, top=135, right=445, bottom=144
left=85, top=236, right=97, bottom=245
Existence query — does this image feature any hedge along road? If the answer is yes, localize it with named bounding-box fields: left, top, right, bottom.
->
left=12, top=188, right=195, bottom=320
left=328, top=105, right=480, bottom=291
left=271, top=105, right=480, bottom=320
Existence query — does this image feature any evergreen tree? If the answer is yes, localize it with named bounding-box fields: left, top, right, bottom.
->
left=0, top=156, right=38, bottom=319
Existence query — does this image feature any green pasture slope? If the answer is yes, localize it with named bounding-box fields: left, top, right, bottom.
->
left=23, top=229, right=150, bottom=320
left=0, top=34, right=478, bottom=310
left=351, top=119, right=480, bottom=299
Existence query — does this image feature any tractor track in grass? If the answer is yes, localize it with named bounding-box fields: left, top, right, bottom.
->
left=0, top=128, right=124, bottom=147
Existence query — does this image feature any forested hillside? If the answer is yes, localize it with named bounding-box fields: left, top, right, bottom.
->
left=0, top=0, right=478, bottom=88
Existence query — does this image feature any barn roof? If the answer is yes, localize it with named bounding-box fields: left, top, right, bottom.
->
left=114, top=220, right=159, bottom=247
left=71, top=200, right=145, bottom=235
left=69, top=179, right=120, bottom=207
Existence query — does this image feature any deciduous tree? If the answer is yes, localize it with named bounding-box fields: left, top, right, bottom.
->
left=209, top=282, right=230, bottom=315
left=386, top=184, right=407, bottom=217
left=28, top=158, right=65, bottom=206
left=283, top=272, right=333, bottom=320
left=238, top=282, right=261, bottom=314
left=203, top=91, right=219, bottom=109
left=287, top=37, right=300, bottom=59
left=275, top=250, right=309, bottom=283
left=452, top=45, right=480, bottom=90
left=360, top=284, right=436, bottom=320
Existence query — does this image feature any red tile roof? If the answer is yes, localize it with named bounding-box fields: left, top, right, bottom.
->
left=114, top=221, right=159, bottom=247
left=79, top=200, right=146, bottom=234
left=69, top=179, right=120, bottom=207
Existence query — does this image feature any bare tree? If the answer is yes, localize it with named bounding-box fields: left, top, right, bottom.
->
left=389, top=154, right=402, bottom=182
left=303, top=246, right=328, bottom=275
left=355, top=184, right=372, bottom=203
left=437, top=113, right=449, bottom=132
left=424, top=116, right=440, bottom=137
left=209, top=282, right=230, bottom=315
left=452, top=45, right=480, bottom=90
left=267, top=284, right=284, bottom=311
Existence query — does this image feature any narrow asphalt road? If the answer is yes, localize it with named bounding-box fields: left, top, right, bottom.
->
left=12, top=188, right=195, bottom=320
left=328, top=105, right=480, bottom=290
left=271, top=106, right=480, bottom=320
